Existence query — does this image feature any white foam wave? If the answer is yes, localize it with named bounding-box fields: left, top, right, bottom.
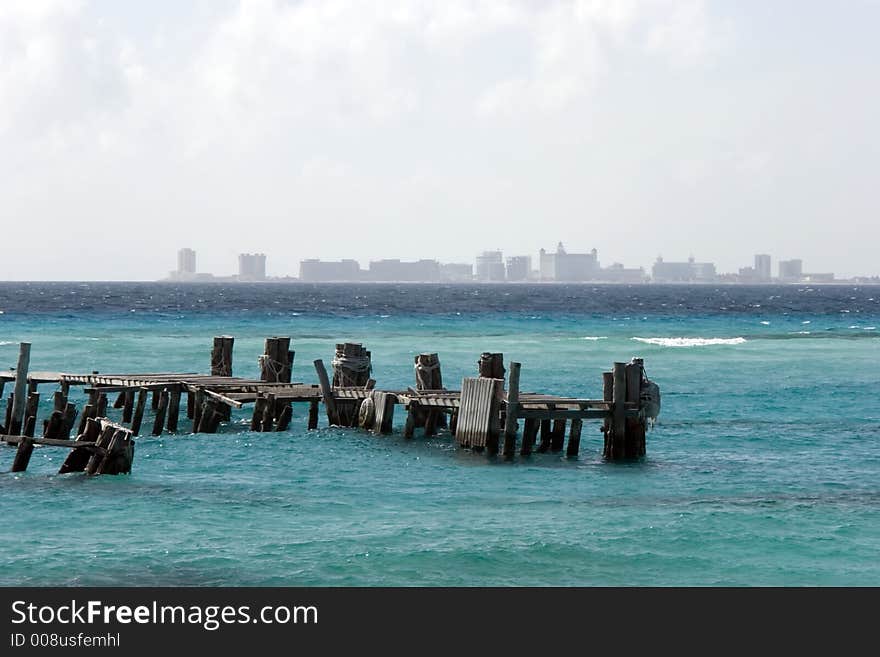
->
left=580, top=336, right=608, bottom=341
left=0, top=340, right=13, bottom=346
left=632, top=337, right=747, bottom=347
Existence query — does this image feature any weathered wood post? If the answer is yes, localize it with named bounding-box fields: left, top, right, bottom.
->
left=537, top=418, right=552, bottom=453
left=24, top=392, right=40, bottom=436
left=550, top=419, right=567, bottom=452
left=414, top=353, right=447, bottom=429
left=520, top=419, right=539, bottom=456
left=308, top=399, right=319, bottom=430
left=478, top=352, right=505, bottom=380
left=625, top=360, right=644, bottom=458
left=314, top=359, right=338, bottom=426
left=167, top=387, right=182, bottom=432
left=151, top=389, right=169, bottom=436
left=58, top=418, right=100, bottom=473
left=566, top=418, right=583, bottom=458
left=122, top=389, right=135, bottom=423
left=502, top=361, right=521, bottom=459
left=130, top=388, right=148, bottom=436
left=96, top=393, right=108, bottom=418
left=211, top=336, right=235, bottom=377
left=331, top=343, right=371, bottom=426
left=261, top=337, right=293, bottom=383
left=9, top=342, right=31, bottom=436
left=609, top=362, right=627, bottom=459
left=602, top=371, right=614, bottom=457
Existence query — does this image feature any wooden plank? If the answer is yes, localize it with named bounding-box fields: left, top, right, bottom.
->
left=502, top=361, right=521, bottom=458
left=202, top=389, right=243, bottom=409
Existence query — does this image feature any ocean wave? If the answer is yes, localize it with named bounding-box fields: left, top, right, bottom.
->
left=632, top=337, right=747, bottom=347
left=580, top=336, right=608, bottom=341
left=0, top=340, right=13, bottom=346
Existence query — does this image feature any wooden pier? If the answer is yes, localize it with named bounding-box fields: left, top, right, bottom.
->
left=1, top=338, right=660, bottom=475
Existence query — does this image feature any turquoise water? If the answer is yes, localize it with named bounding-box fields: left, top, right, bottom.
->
left=1, top=284, right=878, bottom=585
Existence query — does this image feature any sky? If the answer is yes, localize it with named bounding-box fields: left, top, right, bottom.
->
left=1, top=0, right=878, bottom=280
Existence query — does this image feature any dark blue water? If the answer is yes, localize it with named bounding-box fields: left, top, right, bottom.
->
left=1, top=283, right=878, bottom=585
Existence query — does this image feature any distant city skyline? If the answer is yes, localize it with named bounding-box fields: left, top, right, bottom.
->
left=165, top=245, right=879, bottom=285
left=1, top=2, right=878, bottom=281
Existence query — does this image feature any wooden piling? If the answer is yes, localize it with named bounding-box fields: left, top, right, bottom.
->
left=96, top=393, right=108, bottom=418
left=308, top=399, right=319, bottom=430
left=550, top=419, right=567, bottom=452
left=59, top=418, right=101, bottom=474
left=24, top=392, right=39, bottom=435
left=11, top=435, right=34, bottom=472
left=122, top=389, right=135, bottom=423
left=151, top=389, right=168, bottom=436
left=167, top=387, right=181, bottom=432
left=415, top=353, right=447, bottom=429
left=502, top=361, right=521, bottom=458
left=275, top=404, right=292, bottom=432
left=113, top=391, right=126, bottom=409
left=43, top=410, right=64, bottom=439
left=478, top=352, right=505, bottom=381
left=251, top=397, right=267, bottom=432
left=61, top=403, right=77, bottom=439
left=610, top=362, right=627, bottom=460
left=625, top=361, right=644, bottom=458
left=314, top=359, right=338, bottom=426
left=211, top=335, right=235, bottom=377
left=261, top=337, right=292, bottom=383
left=602, top=371, right=613, bottom=458
left=566, top=418, right=582, bottom=458
left=130, top=388, right=148, bottom=436
left=10, top=342, right=31, bottom=436
left=77, top=403, right=95, bottom=437
left=537, top=418, right=552, bottom=453
left=521, top=418, right=539, bottom=456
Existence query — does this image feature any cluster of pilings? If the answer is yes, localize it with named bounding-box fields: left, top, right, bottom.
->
left=2, top=337, right=660, bottom=475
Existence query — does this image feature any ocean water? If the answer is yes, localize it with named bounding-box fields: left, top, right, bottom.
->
left=0, top=282, right=878, bottom=586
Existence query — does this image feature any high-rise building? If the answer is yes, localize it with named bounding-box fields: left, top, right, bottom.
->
left=778, top=259, right=803, bottom=282
left=505, top=256, right=531, bottom=282
left=367, top=259, right=441, bottom=281
left=238, top=253, right=267, bottom=281
left=299, top=259, right=362, bottom=281
left=177, top=248, right=196, bottom=275
left=475, top=251, right=505, bottom=281
left=652, top=256, right=717, bottom=283
left=539, top=243, right=600, bottom=281
left=755, top=254, right=772, bottom=281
